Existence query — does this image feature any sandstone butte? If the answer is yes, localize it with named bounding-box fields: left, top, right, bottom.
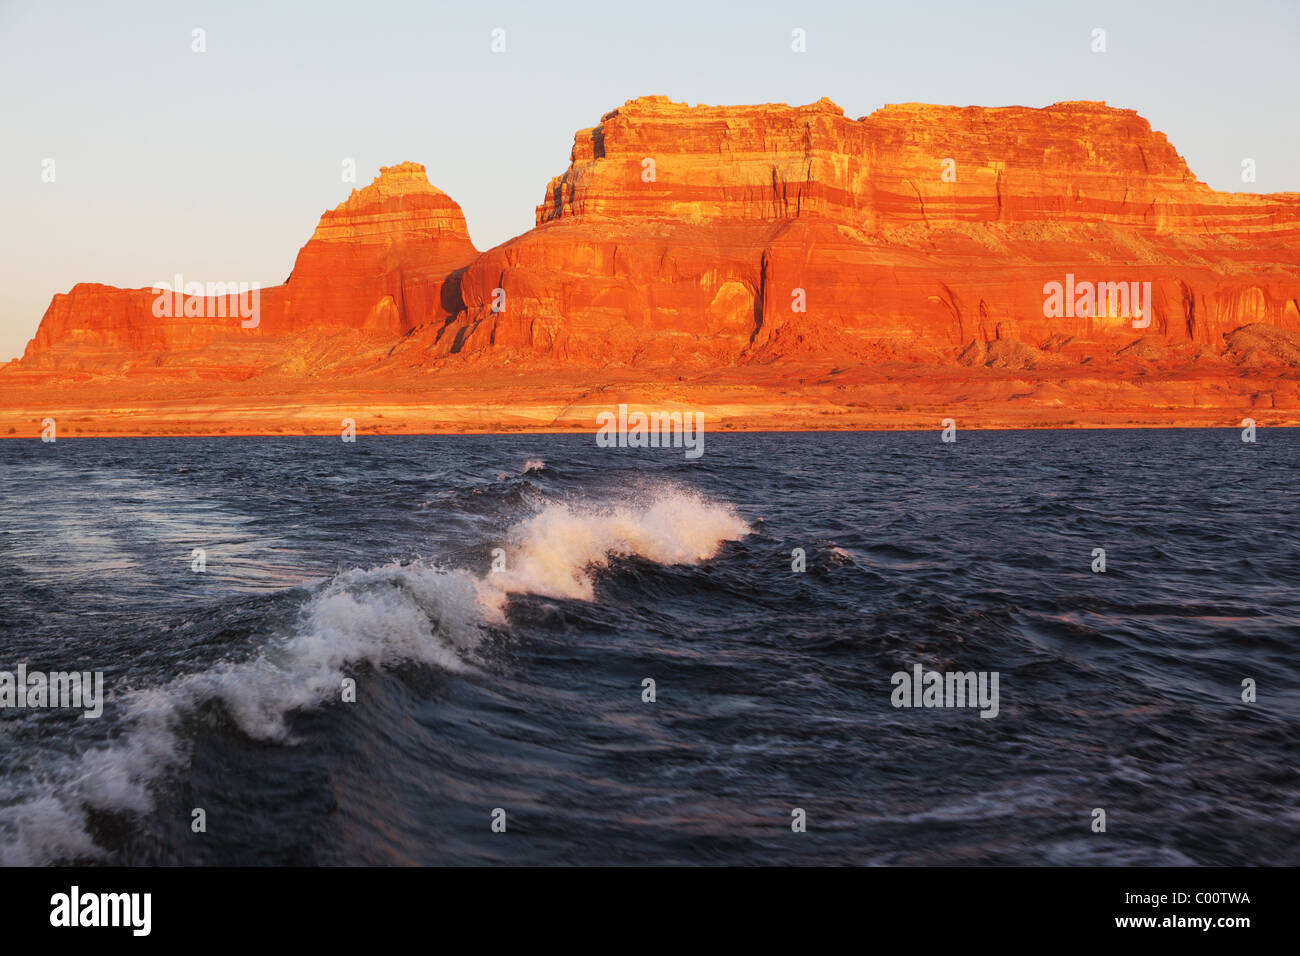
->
left=4, top=95, right=1300, bottom=437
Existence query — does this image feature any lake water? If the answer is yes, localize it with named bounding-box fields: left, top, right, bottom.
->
left=1, top=430, right=1296, bottom=865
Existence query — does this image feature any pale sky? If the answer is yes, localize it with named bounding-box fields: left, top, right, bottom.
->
left=1, top=0, right=1297, bottom=360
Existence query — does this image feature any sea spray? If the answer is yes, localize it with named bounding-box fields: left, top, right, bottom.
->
left=479, top=488, right=751, bottom=608
left=0, top=562, right=487, bottom=865
left=0, top=483, right=751, bottom=864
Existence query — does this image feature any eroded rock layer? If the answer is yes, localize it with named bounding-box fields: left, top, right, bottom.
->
left=436, top=97, right=1300, bottom=369
left=20, top=162, right=477, bottom=373
left=7, top=98, right=1300, bottom=432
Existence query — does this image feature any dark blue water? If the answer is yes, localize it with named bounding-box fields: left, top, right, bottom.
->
left=1, top=431, right=1296, bottom=865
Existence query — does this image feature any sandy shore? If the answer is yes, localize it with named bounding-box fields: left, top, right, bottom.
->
left=2, top=362, right=1297, bottom=438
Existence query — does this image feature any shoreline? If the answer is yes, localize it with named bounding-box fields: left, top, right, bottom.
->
left=3, top=415, right=1293, bottom=439
left=4, top=364, right=1295, bottom=438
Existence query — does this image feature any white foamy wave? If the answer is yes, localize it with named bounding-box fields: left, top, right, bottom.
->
left=522, top=458, right=546, bottom=474
left=173, top=563, right=485, bottom=741
left=0, top=563, right=486, bottom=864
left=479, top=488, right=750, bottom=609
left=0, top=485, right=750, bottom=864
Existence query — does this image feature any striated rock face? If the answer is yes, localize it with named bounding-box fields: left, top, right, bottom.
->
left=284, top=161, right=477, bottom=337
left=8, top=97, right=1300, bottom=432
left=20, top=162, right=478, bottom=372
left=437, top=96, right=1300, bottom=368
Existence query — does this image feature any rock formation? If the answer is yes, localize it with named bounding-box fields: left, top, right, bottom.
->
left=5, top=97, right=1300, bottom=434
left=19, top=162, right=477, bottom=373
left=437, top=97, right=1300, bottom=369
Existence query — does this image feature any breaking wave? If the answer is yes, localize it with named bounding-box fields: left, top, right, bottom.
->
left=0, top=484, right=750, bottom=864
left=479, top=488, right=750, bottom=608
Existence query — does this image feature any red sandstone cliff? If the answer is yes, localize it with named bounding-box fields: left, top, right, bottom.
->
left=6, top=98, right=1300, bottom=433
left=19, top=162, right=477, bottom=374
left=434, top=97, right=1300, bottom=369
